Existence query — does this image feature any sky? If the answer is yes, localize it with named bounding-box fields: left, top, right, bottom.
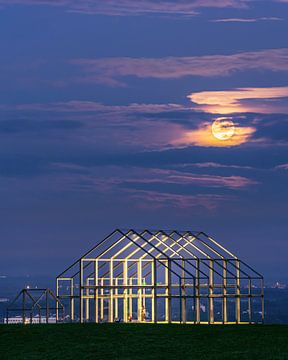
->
left=0, top=0, right=288, bottom=281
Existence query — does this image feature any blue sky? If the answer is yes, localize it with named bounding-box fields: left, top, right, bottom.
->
left=0, top=0, right=288, bottom=280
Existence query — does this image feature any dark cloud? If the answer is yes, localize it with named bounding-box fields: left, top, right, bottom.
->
left=0, top=118, right=84, bottom=134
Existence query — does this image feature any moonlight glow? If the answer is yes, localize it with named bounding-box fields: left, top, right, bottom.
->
left=211, top=118, right=235, bottom=141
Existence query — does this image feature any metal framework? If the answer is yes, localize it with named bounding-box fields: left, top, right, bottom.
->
left=56, top=229, right=264, bottom=324
left=6, top=288, right=64, bottom=324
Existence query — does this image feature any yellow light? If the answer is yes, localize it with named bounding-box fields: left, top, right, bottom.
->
left=211, top=118, right=235, bottom=141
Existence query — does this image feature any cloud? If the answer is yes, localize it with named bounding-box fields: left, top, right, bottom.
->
left=57, top=165, right=257, bottom=190
left=122, top=168, right=258, bottom=188
left=187, top=87, right=288, bottom=114
left=4, top=49, right=288, bottom=89
left=2, top=98, right=287, bottom=152
left=0, top=0, right=287, bottom=19
left=0, top=119, right=83, bottom=134
left=70, top=48, right=288, bottom=86
left=1, top=1, right=288, bottom=17
left=211, top=17, right=283, bottom=23
left=50, top=164, right=256, bottom=209
left=275, top=163, right=288, bottom=170
left=0, top=0, right=251, bottom=17
left=53, top=163, right=258, bottom=188
left=125, top=190, right=235, bottom=210
left=0, top=99, right=281, bottom=151
left=0, top=101, right=186, bottom=114
left=0, top=101, right=189, bottom=150
left=173, top=121, right=256, bottom=147
left=178, top=162, right=254, bottom=169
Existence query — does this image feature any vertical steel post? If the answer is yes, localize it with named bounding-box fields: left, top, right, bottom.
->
left=79, top=260, right=84, bottom=323
left=209, top=260, right=214, bottom=324
left=235, top=260, right=241, bottom=323
left=129, top=277, right=133, bottom=320
left=56, top=278, right=59, bottom=322
left=196, top=259, right=200, bottom=324
left=165, top=260, right=169, bottom=322
left=223, top=260, right=227, bottom=324
left=152, top=259, right=157, bottom=323
left=46, top=290, right=49, bottom=324
left=167, top=259, right=172, bottom=323
left=100, top=277, right=104, bottom=321
left=123, top=259, right=128, bottom=322
left=181, top=259, right=186, bottom=323
left=71, top=278, right=74, bottom=321
left=261, top=279, right=265, bottom=324
left=248, top=278, right=252, bottom=324
left=193, top=277, right=196, bottom=324
left=109, top=260, right=114, bottom=322
left=39, top=297, right=42, bottom=324
left=94, top=260, right=98, bottom=323
left=115, top=277, right=119, bottom=320
left=137, top=260, right=142, bottom=322
left=179, top=277, right=182, bottom=324
left=85, top=278, right=90, bottom=321
left=22, top=290, right=26, bottom=324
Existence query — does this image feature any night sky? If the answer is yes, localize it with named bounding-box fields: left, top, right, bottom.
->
left=0, top=0, right=288, bottom=281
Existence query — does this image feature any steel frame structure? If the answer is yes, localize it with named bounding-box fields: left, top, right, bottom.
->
left=56, top=229, right=264, bottom=324
left=6, top=288, right=64, bottom=324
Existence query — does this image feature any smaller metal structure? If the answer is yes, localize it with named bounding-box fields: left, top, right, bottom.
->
left=6, top=288, right=64, bottom=324
left=56, top=229, right=264, bottom=324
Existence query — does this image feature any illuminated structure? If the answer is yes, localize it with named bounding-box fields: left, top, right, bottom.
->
left=56, top=229, right=264, bottom=324
left=6, top=288, right=64, bottom=324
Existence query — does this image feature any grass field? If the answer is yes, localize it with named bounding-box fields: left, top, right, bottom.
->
left=0, top=324, right=288, bottom=360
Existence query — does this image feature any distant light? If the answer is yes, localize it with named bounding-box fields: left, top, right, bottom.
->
left=211, top=118, right=235, bottom=141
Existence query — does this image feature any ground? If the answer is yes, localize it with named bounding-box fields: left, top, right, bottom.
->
left=0, top=324, right=288, bottom=360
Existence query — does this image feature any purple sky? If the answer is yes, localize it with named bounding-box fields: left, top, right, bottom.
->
left=0, top=0, right=288, bottom=281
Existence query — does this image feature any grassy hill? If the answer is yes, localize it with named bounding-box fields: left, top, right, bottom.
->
left=0, top=324, right=288, bottom=360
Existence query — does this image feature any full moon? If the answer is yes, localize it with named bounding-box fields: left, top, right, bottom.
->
left=211, top=118, right=235, bottom=141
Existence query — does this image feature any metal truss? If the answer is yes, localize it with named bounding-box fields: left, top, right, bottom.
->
left=6, top=288, right=64, bottom=324
left=56, top=229, right=264, bottom=324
